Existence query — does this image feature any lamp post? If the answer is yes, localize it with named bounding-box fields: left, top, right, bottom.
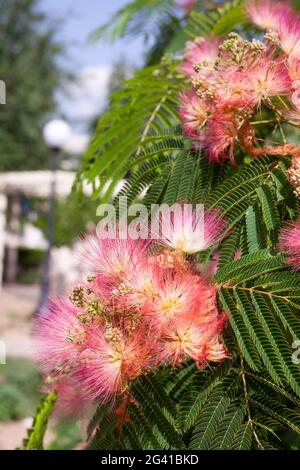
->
left=38, top=119, right=71, bottom=313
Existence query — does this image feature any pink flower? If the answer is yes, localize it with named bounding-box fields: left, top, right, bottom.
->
left=81, top=235, right=150, bottom=281
left=35, top=226, right=229, bottom=409
left=278, top=15, right=300, bottom=57
left=215, top=70, right=255, bottom=109
left=288, top=56, right=300, bottom=83
left=181, top=37, right=221, bottom=78
left=246, top=0, right=293, bottom=31
left=158, top=311, right=228, bottom=367
left=47, top=377, right=93, bottom=419
left=34, top=299, right=86, bottom=373
left=247, top=54, right=291, bottom=105
left=204, top=110, right=239, bottom=164
left=179, top=91, right=210, bottom=140
left=77, top=326, right=155, bottom=402
left=205, top=335, right=230, bottom=363
left=150, top=203, right=227, bottom=254
left=282, top=106, right=300, bottom=124
left=279, top=221, right=300, bottom=270
left=144, top=269, right=216, bottom=330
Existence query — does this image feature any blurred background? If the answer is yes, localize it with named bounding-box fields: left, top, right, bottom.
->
left=0, top=0, right=148, bottom=450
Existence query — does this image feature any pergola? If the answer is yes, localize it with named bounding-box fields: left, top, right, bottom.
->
left=0, top=171, right=77, bottom=290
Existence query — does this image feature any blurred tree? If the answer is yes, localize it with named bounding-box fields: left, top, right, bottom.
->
left=0, top=0, right=64, bottom=171
left=53, top=195, right=98, bottom=247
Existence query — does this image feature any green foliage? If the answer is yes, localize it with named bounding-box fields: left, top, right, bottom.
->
left=184, top=0, right=246, bottom=39
left=47, top=420, right=83, bottom=450
left=0, top=357, right=42, bottom=422
left=53, top=195, right=99, bottom=247
left=76, top=61, right=184, bottom=202
left=89, top=0, right=176, bottom=44
left=0, top=0, right=65, bottom=171
left=87, top=362, right=300, bottom=450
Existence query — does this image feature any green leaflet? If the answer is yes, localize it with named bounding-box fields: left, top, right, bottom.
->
left=21, top=392, right=57, bottom=450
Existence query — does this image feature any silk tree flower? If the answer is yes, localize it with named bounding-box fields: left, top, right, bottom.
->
left=150, top=204, right=227, bottom=254
left=180, top=26, right=300, bottom=163
left=77, top=325, right=156, bottom=402
left=34, top=299, right=87, bottom=373
left=143, top=269, right=217, bottom=330
left=288, top=56, right=300, bottom=84
left=277, top=15, right=300, bottom=57
left=179, top=91, right=210, bottom=140
left=46, top=377, right=92, bottom=418
left=279, top=221, right=300, bottom=270
left=246, top=0, right=293, bottom=31
left=82, top=235, right=150, bottom=281
left=282, top=106, right=300, bottom=125
left=158, top=311, right=228, bottom=367
left=35, top=236, right=229, bottom=406
left=247, top=54, right=291, bottom=105
left=181, top=36, right=221, bottom=78
left=204, top=112, right=239, bottom=165
left=215, top=70, right=255, bottom=109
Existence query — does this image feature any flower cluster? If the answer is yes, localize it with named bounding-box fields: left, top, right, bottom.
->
left=180, top=0, right=300, bottom=165
left=288, top=155, right=300, bottom=198
left=35, top=207, right=229, bottom=408
left=279, top=220, right=300, bottom=271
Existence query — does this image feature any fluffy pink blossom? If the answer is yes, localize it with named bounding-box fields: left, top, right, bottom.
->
left=246, top=0, right=293, bottom=31
left=150, top=203, right=227, bottom=254
left=143, top=270, right=216, bottom=330
left=205, top=336, right=230, bottom=363
left=247, top=54, right=291, bottom=105
left=278, top=16, right=300, bottom=57
left=279, top=221, right=300, bottom=270
left=48, top=378, right=92, bottom=418
left=180, top=22, right=300, bottom=163
left=204, top=110, right=239, bottom=164
left=179, top=91, right=210, bottom=140
left=287, top=56, right=300, bottom=84
left=181, top=37, right=221, bottom=78
left=82, top=235, right=150, bottom=281
left=215, top=70, right=255, bottom=109
left=282, top=106, right=300, bottom=125
left=35, top=236, right=229, bottom=408
left=77, top=326, right=155, bottom=402
left=158, top=312, right=228, bottom=367
left=34, top=299, right=86, bottom=373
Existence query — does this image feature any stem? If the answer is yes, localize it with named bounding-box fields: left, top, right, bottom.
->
left=240, top=355, right=262, bottom=449
left=250, top=120, right=277, bottom=125
left=117, top=392, right=130, bottom=442
left=222, top=284, right=292, bottom=305
left=277, top=119, right=287, bottom=145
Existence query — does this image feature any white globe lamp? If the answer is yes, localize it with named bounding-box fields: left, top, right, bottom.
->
left=43, top=119, right=71, bottom=149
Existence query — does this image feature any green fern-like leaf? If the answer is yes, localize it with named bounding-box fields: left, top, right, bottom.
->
left=21, top=392, right=57, bottom=450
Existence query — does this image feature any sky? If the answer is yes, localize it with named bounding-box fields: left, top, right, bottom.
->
left=40, top=0, right=146, bottom=134
left=40, top=0, right=145, bottom=69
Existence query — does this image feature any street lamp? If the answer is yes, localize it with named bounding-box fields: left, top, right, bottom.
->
left=38, top=119, right=71, bottom=312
